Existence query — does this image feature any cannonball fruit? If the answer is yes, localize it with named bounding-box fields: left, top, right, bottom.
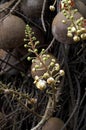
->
left=0, top=14, right=26, bottom=49
left=42, top=117, right=67, bottom=130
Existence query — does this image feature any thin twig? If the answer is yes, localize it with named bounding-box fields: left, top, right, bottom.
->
left=0, top=0, right=16, bottom=12
left=61, top=75, right=80, bottom=130
left=45, top=37, right=55, bottom=52
left=77, top=104, right=86, bottom=129
left=73, top=75, right=81, bottom=130
left=16, top=99, right=42, bottom=118
left=41, top=0, right=47, bottom=32
left=31, top=96, right=54, bottom=130
left=10, top=0, right=21, bottom=13
left=73, top=78, right=86, bottom=130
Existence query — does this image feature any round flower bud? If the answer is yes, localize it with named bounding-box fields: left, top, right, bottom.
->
left=67, top=32, right=73, bottom=37
left=35, top=64, right=39, bottom=69
left=80, top=17, right=84, bottom=21
left=24, top=44, right=28, bottom=48
left=47, top=77, right=55, bottom=84
left=81, top=33, right=86, bottom=40
left=43, top=57, right=47, bottom=61
left=62, top=20, right=66, bottom=24
left=27, top=56, right=31, bottom=61
left=32, top=59, right=35, bottom=63
left=59, top=70, right=65, bottom=76
left=55, top=63, right=60, bottom=71
left=36, top=80, right=46, bottom=90
left=34, top=76, right=39, bottom=81
left=32, top=68, right=36, bottom=73
left=74, top=9, right=78, bottom=13
left=73, top=35, right=80, bottom=42
left=46, top=54, right=50, bottom=58
left=43, top=72, right=50, bottom=79
left=50, top=62, right=55, bottom=67
left=80, top=28, right=86, bottom=33
left=68, top=0, right=71, bottom=4
left=77, top=30, right=81, bottom=35
left=66, top=15, right=70, bottom=19
left=71, top=27, right=76, bottom=33
left=67, top=27, right=71, bottom=31
left=70, top=15, right=74, bottom=20
left=49, top=5, right=55, bottom=12
left=51, top=59, right=56, bottom=62
left=34, top=49, right=38, bottom=53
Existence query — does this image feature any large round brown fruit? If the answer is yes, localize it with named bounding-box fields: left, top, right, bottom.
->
left=42, top=117, right=67, bottom=130
left=52, top=11, right=82, bottom=44
left=0, top=14, right=26, bottom=49
left=20, top=0, right=48, bottom=18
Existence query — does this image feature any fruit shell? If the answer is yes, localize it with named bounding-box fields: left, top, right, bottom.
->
left=42, top=117, right=67, bottom=130
left=0, top=14, right=26, bottom=49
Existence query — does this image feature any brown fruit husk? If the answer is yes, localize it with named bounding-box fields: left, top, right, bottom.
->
left=42, top=117, right=67, bottom=130
left=0, top=14, right=26, bottom=49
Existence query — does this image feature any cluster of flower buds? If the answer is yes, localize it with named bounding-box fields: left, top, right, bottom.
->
left=67, top=17, right=86, bottom=42
left=24, top=25, right=65, bottom=91
left=60, top=0, right=74, bottom=10
left=32, top=54, right=65, bottom=91
left=24, top=24, right=40, bottom=61
left=61, top=0, right=86, bottom=42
